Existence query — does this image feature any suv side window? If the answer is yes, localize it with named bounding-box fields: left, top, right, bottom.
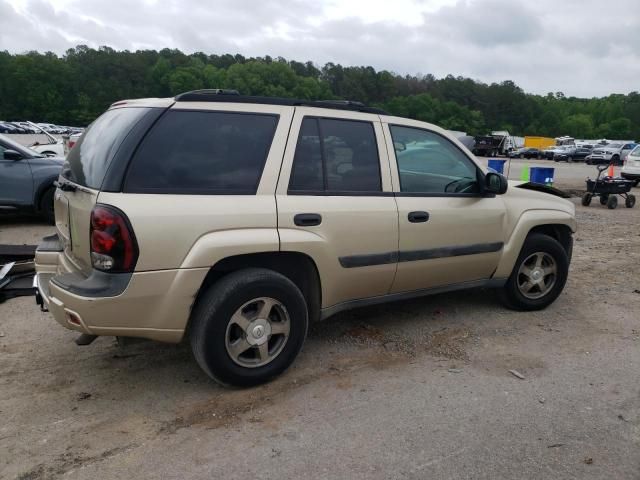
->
left=390, top=125, right=479, bottom=194
left=125, top=110, right=278, bottom=194
left=289, top=117, right=381, bottom=193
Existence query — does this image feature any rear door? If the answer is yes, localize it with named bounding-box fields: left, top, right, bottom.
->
left=382, top=119, right=506, bottom=294
left=57, top=106, right=159, bottom=274
left=276, top=108, right=398, bottom=309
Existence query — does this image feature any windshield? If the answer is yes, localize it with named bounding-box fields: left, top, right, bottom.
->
left=0, top=132, right=44, bottom=157
left=63, top=107, right=150, bottom=189
left=629, top=145, right=640, bottom=157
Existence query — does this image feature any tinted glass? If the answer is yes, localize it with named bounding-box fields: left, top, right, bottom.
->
left=125, top=110, right=278, bottom=194
left=322, top=119, right=381, bottom=192
left=390, top=126, right=479, bottom=194
left=289, top=117, right=381, bottom=192
left=289, top=118, right=323, bottom=191
left=63, top=107, right=150, bottom=188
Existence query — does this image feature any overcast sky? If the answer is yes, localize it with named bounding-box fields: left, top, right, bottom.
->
left=1, top=0, right=638, bottom=97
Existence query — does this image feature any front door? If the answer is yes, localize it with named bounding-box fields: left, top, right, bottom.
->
left=0, top=143, right=33, bottom=208
left=276, top=108, right=399, bottom=309
left=382, top=121, right=507, bottom=293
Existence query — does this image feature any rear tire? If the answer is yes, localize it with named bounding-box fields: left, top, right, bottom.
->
left=499, top=233, right=569, bottom=311
left=40, top=187, right=55, bottom=225
left=607, top=195, right=618, bottom=209
left=625, top=194, right=636, bottom=208
left=581, top=193, right=592, bottom=206
left=189, top=268, right=308, bottom=387
left=611, top=155, right=620, bottom=166
left=599, top=194, right=608, bottom=205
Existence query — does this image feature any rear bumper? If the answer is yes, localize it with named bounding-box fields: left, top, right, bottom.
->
left=34, top=235, right=207, bottom=343
left=621, top=171, right=640, bottom=180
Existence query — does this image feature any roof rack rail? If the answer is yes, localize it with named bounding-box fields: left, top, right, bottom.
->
left=175, top=89, right=240, bottom=100
left=173, top=90, right=388, bottom=115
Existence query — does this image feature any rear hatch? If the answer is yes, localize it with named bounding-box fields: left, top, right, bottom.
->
left=56, top=107, right=155, bottom=275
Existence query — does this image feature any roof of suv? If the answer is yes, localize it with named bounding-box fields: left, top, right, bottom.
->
left=110, top=90, right=389, bottom=115
left=173, top=89, right=389, bottom=115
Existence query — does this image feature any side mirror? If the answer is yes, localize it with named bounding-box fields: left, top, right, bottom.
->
left=485, top=172, right=508, bottom=194
left=3, top=149, right=23, bottom=161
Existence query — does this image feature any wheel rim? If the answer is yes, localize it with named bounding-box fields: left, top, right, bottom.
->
left=517, top=252, right=557, bottom=300
left=225, top=297, right=290, bottom=368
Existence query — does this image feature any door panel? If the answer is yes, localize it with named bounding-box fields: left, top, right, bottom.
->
left=276, top=108, right=398, bottom=308
left=392, top=196, right=505, bottom=292
left=0, top=156, right=33, bottom=207
left=381, top=120, right=506, bottom=293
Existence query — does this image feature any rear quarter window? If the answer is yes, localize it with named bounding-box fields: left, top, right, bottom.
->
left=124, top=110, right=278, bottom=194
left=63, top=107, right=151, bottom=189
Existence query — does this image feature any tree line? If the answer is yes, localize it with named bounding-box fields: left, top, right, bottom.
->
left=1, top=45, right=638, bottom=140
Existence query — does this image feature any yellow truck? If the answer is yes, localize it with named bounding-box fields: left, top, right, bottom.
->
left=524, top=136, right=555, bottom=149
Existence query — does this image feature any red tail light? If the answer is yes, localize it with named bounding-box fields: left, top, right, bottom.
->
left=68, top=140, right=76, bottom=149
left=90, top=205, right=138, bottom=272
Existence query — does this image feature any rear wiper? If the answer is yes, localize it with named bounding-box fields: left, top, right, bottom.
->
left=54, top=179, right=77, bottom=192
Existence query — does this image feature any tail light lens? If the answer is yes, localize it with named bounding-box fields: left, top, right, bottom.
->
left=68, top=140, right=76, bottom=150
left=90, top=205, right=138, bottom=273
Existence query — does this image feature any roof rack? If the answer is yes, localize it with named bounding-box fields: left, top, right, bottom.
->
left=174, top=90, right=388, bottom=115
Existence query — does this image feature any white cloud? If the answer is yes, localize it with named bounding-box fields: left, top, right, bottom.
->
left=1, top=0, right=638, bottom=97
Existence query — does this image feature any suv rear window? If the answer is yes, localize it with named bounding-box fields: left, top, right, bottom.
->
left=124, top=110, right=278, bottom=194
left=63, top=107, right=151, bottom=189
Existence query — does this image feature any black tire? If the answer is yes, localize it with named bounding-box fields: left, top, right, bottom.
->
left=599, top=194, right=608, bottom=205
left=625, top=194, right=636, bottom=208
left=611, top=155, right=620, bottom=166
left=581, top=193, right=592, bottom=206
left=190, top=268, right=308, bottom=387
left=607, top=195, right=618, bottom=209
left=519, top=154, right=524, bottom=159
left=567, top=156, right=573, bottom=163
left=40, top=187, right=55, bottom=225
left=499, top=233, right=569, bottom=311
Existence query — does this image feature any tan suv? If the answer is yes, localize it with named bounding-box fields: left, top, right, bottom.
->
left=34, top=90, right=576, bottom=386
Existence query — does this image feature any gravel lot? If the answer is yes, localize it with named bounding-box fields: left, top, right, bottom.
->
left=1, top=171, right=639, bottom=479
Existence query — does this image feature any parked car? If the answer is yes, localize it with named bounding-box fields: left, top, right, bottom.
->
left=587, top=142, right=637, bottom=165
left=26, top=121, right=66, bottom=157
left=554, top=146, right=592, bottom=162
left=621, top=145, right=640, bottom=186
left=0, top=121, right=20, bottom=133
left=34, top=90, right=576, bottom=387
left=508, top=147, right=542, bottom=159
left=542, top=145, right=571, bottom=160
left=0, top=133, right=64, bottom=223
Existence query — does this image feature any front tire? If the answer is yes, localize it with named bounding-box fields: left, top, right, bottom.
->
left=190, top=268, right=308, bottom=387
left=625, top=194, right=635, bottom=208
left=581, top=193, right=592, bottom=206
left=607, top=195, right=618, bottom=209
left=499, top=233, right=569, bottom=311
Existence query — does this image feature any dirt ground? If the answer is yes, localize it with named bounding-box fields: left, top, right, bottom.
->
left=1, top=181, right=639, bottom=479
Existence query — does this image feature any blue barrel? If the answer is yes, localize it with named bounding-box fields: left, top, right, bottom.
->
left=487, top=159, right=506, bottom=174
left=530, top=167, right=555, bottom=185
